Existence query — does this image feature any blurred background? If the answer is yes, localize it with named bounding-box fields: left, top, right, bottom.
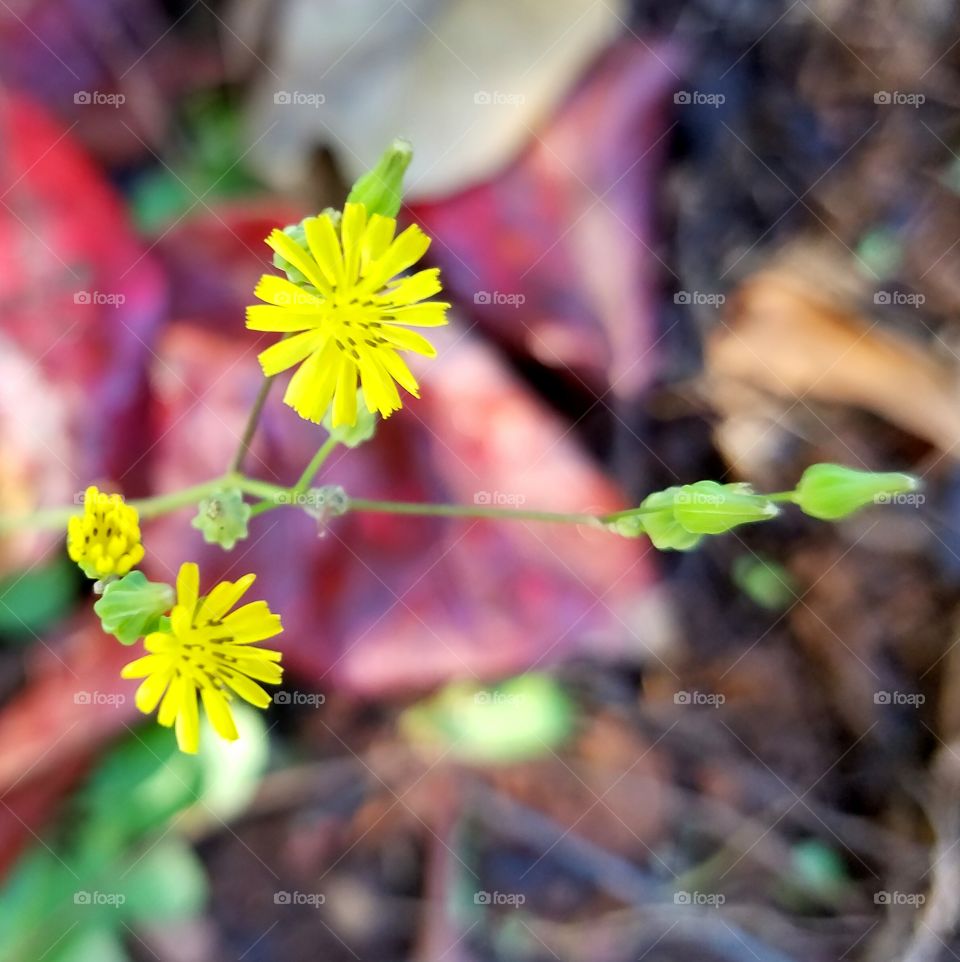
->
left=1, top=0, right=958, bottom=959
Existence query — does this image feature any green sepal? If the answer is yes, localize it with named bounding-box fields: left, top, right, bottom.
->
left=346, top=138, right=413, bottom=218
left=672, top=481, right=779, bottom=534
left=322, top=393, right=377, bottom=447
left=190, top=488, right=251, bottom=551
left=93, top=572, right=174, bottom=646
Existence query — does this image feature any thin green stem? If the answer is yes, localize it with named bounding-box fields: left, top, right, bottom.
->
left=292, top=437, right=339, bottom=495
left=228, top=376, right=275, bottom=474
left=345, top=498, right=605, bottom=526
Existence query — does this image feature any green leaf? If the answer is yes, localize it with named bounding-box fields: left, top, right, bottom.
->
left=48, top=927, right=132, bottom=962
left=93, top=572, right=174, bottom=646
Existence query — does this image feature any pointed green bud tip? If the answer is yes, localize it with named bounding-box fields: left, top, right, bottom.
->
left=672, top=481, right=779, bottom=535
left=322, top=392, right=377, bottom=447
left=346, top=138, right=413, bottom=219
left=793, top=463, right=922, bottom=520
left=190, top=488, right=251, bottom=550
left=93, top=571, right=175, bottom=646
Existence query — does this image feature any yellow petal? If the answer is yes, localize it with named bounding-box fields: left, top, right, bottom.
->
left=157, top=674, right=184, bottom=727
left=379, top=325, right=438, bottom=357
left=230, top=658, right=283, bottom=685
left=388, top=302, right=450, bottom=327
left=339, top=202, right=367, bottom=284
left=175, top=682, right=201, bottom=754
left=135, top=671, right=172, bottom=714
left=381, top=268, right=442, bottom=306
left=331, top=361, right=358, bottom=426
left=254, top=274, right=323, bottom=308
left=283, top=338, right=339, bottom=423
left=257, top=329, right=324, bottom=377
left=222, top=671, right=272, bottom=709
left=222, top=601, right=283, bottom=643
left=303, top=215, right=344, bottom=287
left=121, top=654, right=169, bottom=679
left=201, top=687, right=239, bottom=741
left=265, top=229, right=334, bottom=296
left=197, top=574, right=256, bottom=625
left=246, top=305, right=320, bottom=333
left=362, top=224, right=430, bottom=292
left=360, top=214, right=396, bottom=275
left=177, top=563, right=200, bottom=611
left=375, top=348, right=421, bottom=397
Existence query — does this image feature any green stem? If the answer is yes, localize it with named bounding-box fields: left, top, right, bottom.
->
left=292, top=437, right=339, bottom=496
left=345, top=498, right=605, bottom=526
left=227, top=376, right=275, bottom=474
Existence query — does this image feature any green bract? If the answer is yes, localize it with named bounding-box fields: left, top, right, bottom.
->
left=190, top=488, right=250, bottom=550
left=346, top=138, right=413, bottom=218
left=93, top=572, right=174, bottom=646
left=793, top=463, right=921, bottom=520
left=672, top=481, right=779, bottom=535
left=322, top=393, right=377, bottom=447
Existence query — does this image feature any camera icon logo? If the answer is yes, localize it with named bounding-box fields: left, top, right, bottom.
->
left=673, top=691, right=691, bottom=705
left=874, top=91, right=891, bottom=104
left=874, top=691, right=891, bottom=705
left=474, top=491, right=492, bottom=505
left=274, top=891, right=292, bottom=904
left=274, top=91, right=292, bottom=105
left=74, top=91, right=92, bottom=104
left=274, top=691, right=291, bottom=705
left=74, top=691, right=91, bottom=705
left=74, top=291, right=91, bottom=305
left=674, top=91, right=692, bottom=104
left=474, top=891, right=491, bottom=904
left=74, top=891, right=92, bottom=904
left=474, top=291, right=491, bottom=305
left=474, top=91, right=492, bottom=105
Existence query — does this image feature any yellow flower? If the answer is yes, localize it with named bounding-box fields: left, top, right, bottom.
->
left=67, top=486, right=145, bottom=579
left=246, top=202, right=450, bottom=427
left=121, top=562, right=283, bottom=754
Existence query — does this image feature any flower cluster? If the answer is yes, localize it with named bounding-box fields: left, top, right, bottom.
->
left=67, top=486, right=145, bottom=579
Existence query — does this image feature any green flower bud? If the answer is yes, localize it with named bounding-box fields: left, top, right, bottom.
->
left=637, top=488, right=703, bottom=551
left=190, top=488, right=251, bottom=550
left=322, top=392, right=377, bottom=447
left=672, top=481, right=779, bottom=535
left=94, top=571, right=174, bottom=646
left=793, top=463, right=921, bottom=520
left=346, top=138, right=413, bottom=218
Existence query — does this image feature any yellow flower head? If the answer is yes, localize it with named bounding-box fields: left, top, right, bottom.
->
left=67, top=486, right=145, bottom=579
left=247, top=202, right=450, bottom=427
left=121, top=562, right=283, bottom=754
